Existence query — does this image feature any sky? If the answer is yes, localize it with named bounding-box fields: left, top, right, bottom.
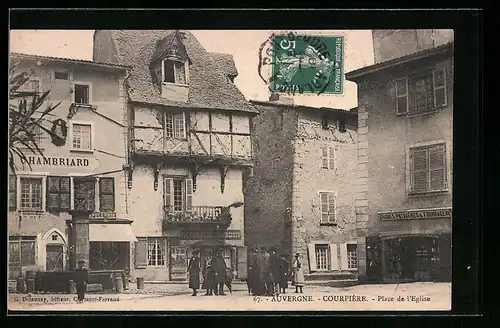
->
left=9, top=30, right=374, bottom=109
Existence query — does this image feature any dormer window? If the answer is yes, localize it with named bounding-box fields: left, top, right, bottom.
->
left=163, top=59, right=187, bottom=85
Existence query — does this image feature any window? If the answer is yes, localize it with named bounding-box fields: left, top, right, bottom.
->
left=321, top=116, right=329, bottom=130
left=163, top=59, right=187, bottom=84
left=74, top=178, right=96, bottom=211
left=46, top=176, right=71, bottom=212
left=9, top=175, right=17, bottom=211
left=396, top=66, right=447, bottom=116
left=9, top=236, right=36, bottom=278
left=20, top=177, right=43, bottom=211
left=72, top=123, right=92, bottom=150
left=164, top=111, right=186, bottom=139
left=171, top=246, right=187, bottom=269
left=321, top=145, right=335, bottom=170
left=147, top=238, right=167, bottom=266
left=315, top=245, right=329, bottom=271
left=99, top=178, right=115, bottom=212
left=410, top=143, right=447, bottom=193
left=347, top=244, right=358, bottom=269
left=164, top=177, right=193, bottom=213
left=54, top=70, right=69, bottom=80
left=18, top=77, right=41, bottom=93
left=74, top=84, right=90, bottom=104
left=339, top=119, right=346, bottom=133
left=396, top=77, right=409, bottom=115
left=319, top=192, right=336, bottom=224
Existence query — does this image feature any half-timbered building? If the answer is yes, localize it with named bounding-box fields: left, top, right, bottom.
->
left=93, top=30, right=256, bottom=281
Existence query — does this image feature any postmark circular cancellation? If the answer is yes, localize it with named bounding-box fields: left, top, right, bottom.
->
left=258, top=31, right=344, bottom=96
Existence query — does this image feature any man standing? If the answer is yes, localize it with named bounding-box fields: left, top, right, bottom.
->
left=261, top=248, right=272, bottom=296
left=269, top=248, right=280, bottom=295
left=187, top=250, right=201, bottom=296
left=278, top=254, right=290, bottom=294
left=212, top=249, right=227, bottom=296
left=74, top=259, right=89, bottom=303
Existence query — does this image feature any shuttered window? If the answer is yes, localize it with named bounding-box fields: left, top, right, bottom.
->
left=185, top=179, right=193, bottom=212
left=99, top=178, right=115, bottom=212
left=9, top=175, right=17, bottom=211
left=396, top=77, right=409, bottom=115
left=46, top=176, right=71, bottom=212
left=321, top=145, right=335, bottom=170
left=319, top=192, right=336, bottom=223
left=396, top=66, right=448, bottom=116
left=410, top=144, right=447, bottom=193
left=74, top=178, right=96, bottom=211
left=20, top=177, right=43, bottom=211
left=165, top=177, right=191, bottom=213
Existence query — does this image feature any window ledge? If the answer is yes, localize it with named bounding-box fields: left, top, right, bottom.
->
left=162, top=82, right=189, bottom=88
left=407, top=110, right=438, bottom=119
left=320, top=222, right=337, bottom=226
left=18, top=209, right=45, bottom=214
left=408, top=190, right=449, bottom=198
left=70, top=149, right=94, bottom=154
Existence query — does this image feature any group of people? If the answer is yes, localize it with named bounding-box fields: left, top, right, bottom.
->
left=187, top=249, right=229, bottom=296
left=248, top=248, right=305, bottom=296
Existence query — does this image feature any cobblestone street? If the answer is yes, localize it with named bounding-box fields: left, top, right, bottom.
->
left=8, top=282, right=451, bottom=311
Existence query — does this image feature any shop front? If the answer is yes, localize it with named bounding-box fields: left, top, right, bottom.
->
left=168, top=230, right=246, bottom=281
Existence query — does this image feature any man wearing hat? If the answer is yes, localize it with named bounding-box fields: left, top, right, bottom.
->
left=187, top=250, right=201, bottom=296
left=74, top=259, right=89, bottom=303
left=211, top=249, right=227, bottom=296
left=269, top=248, right=280, bottom=296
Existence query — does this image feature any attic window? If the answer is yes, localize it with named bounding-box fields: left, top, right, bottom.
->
left=163, top=59, right=187, bottom=85
left=54, top=70, right=69, bottom=80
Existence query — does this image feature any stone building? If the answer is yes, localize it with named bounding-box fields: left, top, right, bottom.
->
left=346, top=30, right=453, bottom=283
left=246, top=95, right=359, bottom=284
left=8, top=53, right=132, bottom=279
left=93, top=30, right=256, bottom=281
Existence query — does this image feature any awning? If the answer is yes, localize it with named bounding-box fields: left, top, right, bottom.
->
left=89, top=223, right=138, bottom=242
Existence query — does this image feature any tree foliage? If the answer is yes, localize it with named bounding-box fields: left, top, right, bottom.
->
left=9, top=61, right=62, bottom=173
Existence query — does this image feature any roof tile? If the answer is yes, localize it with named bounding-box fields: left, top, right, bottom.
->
left=110, top=30, right=257, bottom=113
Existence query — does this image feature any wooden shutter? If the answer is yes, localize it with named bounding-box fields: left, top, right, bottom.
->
left=396, top=77, right=409, bottom=115
left=429, top=145, right=446, bottom=190
left=164, top=112, right=173, bottom=138
left=59, top=177, right=70, bottom=210
left=328, top=193, right=336, bottom=223
left=433, top=66, right=447, bottom=107
left=411, top=149, right=428, bottom=192
left=329, top=244, right=340, bottom=271
left=164, top=178, right=174, bottom=211
left=237, top=246, right=248, bottom=279
left=321, top=145, right=328, bottom=169
left=135, top=237, right=148, bottom=269
left=9, top=175, right=16, bottom=211
left=46, top=176, right=61, bottom=211
left=99, top=177, right=115, bottom=212
left=319, top=192, right=329, bottom=223
left=339, top=243, right=349, bottom=270
left=328, top=146, right=335, bottom=170
left=307, top=243, right=317, bottom=272
left=185, top=178, right=193, bottom=212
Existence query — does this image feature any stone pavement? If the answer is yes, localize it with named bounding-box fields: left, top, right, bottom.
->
left=8, top=282, right=451, bottom=312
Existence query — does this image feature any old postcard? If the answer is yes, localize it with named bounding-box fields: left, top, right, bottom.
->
left=8, top=29, right=453, bottom=312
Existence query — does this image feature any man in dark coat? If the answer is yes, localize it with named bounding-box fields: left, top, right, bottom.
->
left=278, top=254, right=290, bottom=294
left=212, top=249, right=227, bottom=296
left=269, top=248, right=280, bottom=295
left=74, top=259, right=89, bottom=303
left=247, top=248, right=258, bottom=295
left=202, top=252, right=215, bottom=296
left=187, top=250, right=201, bottom=296
left=261, top=248, right=273, bottom=296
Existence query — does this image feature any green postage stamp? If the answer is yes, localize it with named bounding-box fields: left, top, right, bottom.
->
left=270, top=33, right=344, bottom=95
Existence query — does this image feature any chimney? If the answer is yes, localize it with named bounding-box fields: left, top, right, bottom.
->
left=269, top=93, right=294, bottom=105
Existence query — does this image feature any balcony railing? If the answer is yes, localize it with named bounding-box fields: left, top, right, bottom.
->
left=163, top=206, right=232, bottom=226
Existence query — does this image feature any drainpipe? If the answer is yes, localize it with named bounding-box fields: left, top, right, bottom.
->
left=122, top=69, right=132, bottom=214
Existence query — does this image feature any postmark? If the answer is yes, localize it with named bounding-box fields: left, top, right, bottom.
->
left=258, top=31, right=344, bottom=95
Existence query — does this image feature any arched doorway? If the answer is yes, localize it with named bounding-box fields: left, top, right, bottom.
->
left=42, top=228, right=67, bottom=272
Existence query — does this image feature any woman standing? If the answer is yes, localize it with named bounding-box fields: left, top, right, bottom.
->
left=187, top=250, right=201, bottom=296
left=292, top=252, right=305, bottom=294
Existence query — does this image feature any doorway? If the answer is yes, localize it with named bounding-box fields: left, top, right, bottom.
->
left=46, top=245, right=64, bottom=271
